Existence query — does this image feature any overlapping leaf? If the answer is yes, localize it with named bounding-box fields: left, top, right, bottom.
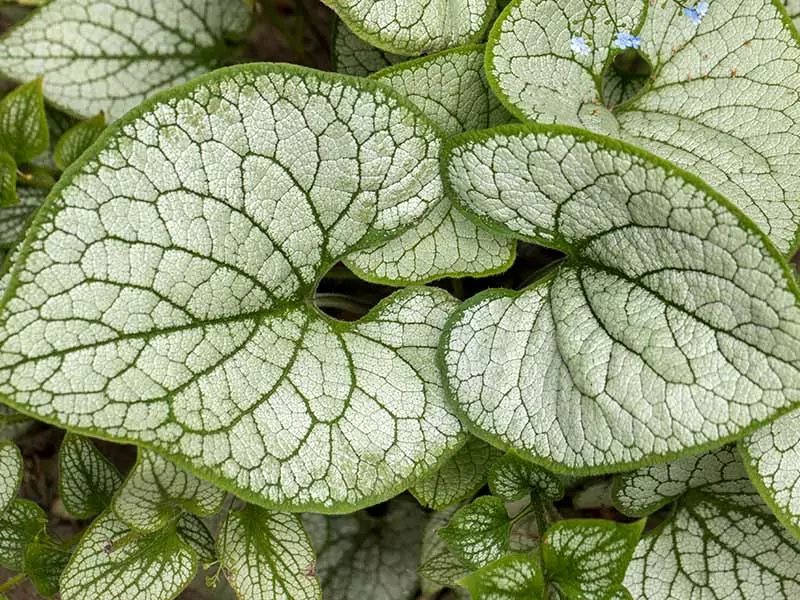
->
left=346, top=46, right=515, bottom=284
left=0, top=499, right=46, bottom=571
left=442, top=126, right=800, bottom=473
left=113, top=449, right=224, bottom=532
left=0, top=186, right=46, bottom=249
left=218, top=505, right=321, bottom=600
left=0, top=79, right=48, bottom=164
left=487, top=0, right=800, bottom=254
left=0, top=442, right=22, bottom=513
left=440, top=495, right=511, bottom=568
left=303, top=498, right=424, bottom=600
left=459, top=552, right=545, bottom=600
left=59, top=433, right=122, bottom=518
left=322, top=0, right=495, bottom=55
left=332, top=19, right=404, bottom=77
left=0, top=0, right=252, bottom=120
left=24, top=541, right=72, bottom=598
left=60, top=511, right=196, bottom=600
left=418, top=506, right=470, bottom=594
left=488, top=453, right=563, bottom=502
left=0, top=64, right=465, bottom=511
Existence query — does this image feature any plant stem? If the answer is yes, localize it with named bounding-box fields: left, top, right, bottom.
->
left=0, top=573, right=26, bottom=594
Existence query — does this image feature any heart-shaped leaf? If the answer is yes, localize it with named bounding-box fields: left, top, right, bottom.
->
left=0, top=442, right=22, bottom=513
left=0, top=79, right=48, bottom=164
left=441, top=125, right=800, bottom=474
left=487, top=0, right=800, bottom=254
left=0, top=499, right=46, bottom=571
left=303, top=498, right=425, bottom=600
left=440, top=495, right=511, bottom=568
left=459, top=552, right=546, bottom=600
left=488, top=453, right=563, bottom=503
left=0, top=64, right=465, bottom=512
left=322, top=0, right=495, bottom=55
left=218, top=505, right=321, bottom=600
left=113, top=450, right=225, bottom=532
left=411, top=436, right=503, bottom=510
left=0, top=0, right=252, bottom=120
left=59, top=433, right=122, bottom=519
left=346, top=46, right=515, bottom=284
left=175, top=513, right=215, bottom=564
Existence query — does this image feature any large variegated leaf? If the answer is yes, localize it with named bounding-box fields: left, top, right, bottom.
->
left=487, top=0, right=800, bottom=254
left=332, top=19, right=405, bottom=77
left=218, top=505, right=321, bottom=600
left=322, top=0, right=495, bottom=55
left=618, top=451, right=800, bottom=599
left=0, top=64, right=465, bottom=511
left=441, top=126, right=800, bottom=473
left=59, top=433, right=122, bottom=519
left=411, top=436, right=502, bottom=510
left=60, top=511, right=196, bottom=600
left=346, top=46, right=515, bottom=284
left=0, top=0, right=252, bottom=120
left=0, top=441, right=22, bottom=513
left=303, top=498, right=425, bottom=600
left=113, top=450, right=225, bottom=532
left=740, top=410, right=800, bottom=537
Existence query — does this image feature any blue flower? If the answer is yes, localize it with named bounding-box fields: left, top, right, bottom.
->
left=683, top=2, right=709, bottom=26
left=570, top=36, right=591, bottom=56
left=613, top=31, right=641, bottom=50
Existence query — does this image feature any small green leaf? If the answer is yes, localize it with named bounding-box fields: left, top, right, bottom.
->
left=411, top=437, right=503, bottom=510
left=346, top=46, right=515, bottom=285
left=0, top=499, right=46, bottom=570
left=613, top=446, right=760, bottom=518
left=419, top=506, right=470, bottom=594
left=332, top=19, right=405, bottom=76
left=0, top=186, right=45, bottom=248
left=53, top=113, right=105, bottom=171
left=0, top=65, right=464, bottom=512
left=113, top=450, right=225, bottom=533
left=59, top=433, right=122, bottom=519
left=175, top=513, right=215, bottom=564
left=459, top=553, right=546, bottom=600
left=24, top=540, right=72, bottom=598
left=217, top=505, right=321, bottom=600
left=440, top=496, right=511, bottom=568
left=0, top=79, right=48, bottom=163
left=59, top=511, right=196, bottom=600
left=441, top=125, right=800, bottom=474
left=0, top=153, right=16, bottom=208
left=487, top=0, right=800, bottom=254
left=0, top=441, right=22, bottom=513
left=488, top=453, right=563, bottom=503
left=543, top=519, right=644, bottom=600
left=322, top=0, right=495, bottom=55
left=303, top=498, right=425, bottom=600
left=0, top=0, right=252, bottom=120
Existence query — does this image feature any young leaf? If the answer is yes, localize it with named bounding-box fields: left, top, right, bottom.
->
left=345, top=46, right=515, bottom=284
left=53, top=113, right=105, bottom=171
left=441, top=125, right=800, bottom=474
left=24, top=540, right=72, bottom=598
left=59, top=511, right=196, bottom=600
left=217, top=505, right=321, bottom=600
left=613, top=446, right=760, bottom=518
left=0, top=0, right=252, bottom=120
left=322, top=0, right=495, bottom=55
left=624, top=494, right=800, bottom=599
left=0, top=79, right=48, bottom=163
left=739, top=411, right=800, bottom=537
left=303, top=498, right=425, bottom=600
left=0, top=499, right=47, bottom=570
left=59, top=433, right=122, bottom=519
left=488, top=453, right=563, bottom=503
left=542, top=519, right=644, bottom=600
left=0, top=441, right=22, bottom=513
left=419, top=506, right=470, bottom=594
left=332, top=19, right=405, bottom=77
left=113, top=450, right=225, bottom=532
left=487, top=0, right=800, bottom=254
left=411, top=436, right=503, bottom=510
left=0, top=153, right=16, bottom=207
left=0, top=64, right=465, bottom=512
left=175, top=513, right=215, bottom=564
left=459, top=552, right=546, bottom=600
left=0, top=186, right=45, bottom=248
left=440, top=496, right=511, bottom=568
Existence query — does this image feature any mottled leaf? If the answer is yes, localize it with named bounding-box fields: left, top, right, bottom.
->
left=0, top=79, right=48, bottom=163
left=332, top=19, right=404, bottom=76
left=459, top=552, right=545, bottom=600
left=440, top=495, right=511, bottom=568
left=0, top=441, right=22, bottom=513
left=54, top=113, right=105, bottom=171
left=488, top=453, right=563, bottom=503
left=59, top=433, right=122, bottom=519
left=0, top=499, right=46, bottom=570
left=24, top=541, right=72, bottom=598
left=0, top=186, right=45, bottom=248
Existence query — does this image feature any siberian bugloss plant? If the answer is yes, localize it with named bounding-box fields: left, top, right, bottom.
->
left=0, top=0, right=798, bottom=598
